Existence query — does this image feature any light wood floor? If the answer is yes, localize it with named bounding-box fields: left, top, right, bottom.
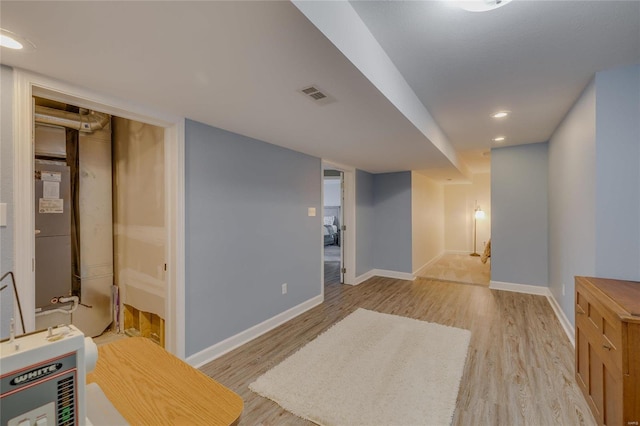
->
left=200, top=274, right=596, bottom=425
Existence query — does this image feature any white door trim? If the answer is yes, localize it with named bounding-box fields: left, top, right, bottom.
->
left=12, top=69, right=186, bottom=358
left=322, top=160, right=356, bottom=286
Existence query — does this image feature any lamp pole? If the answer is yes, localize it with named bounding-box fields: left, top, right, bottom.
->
left=470, top=211, right=480, bottom=257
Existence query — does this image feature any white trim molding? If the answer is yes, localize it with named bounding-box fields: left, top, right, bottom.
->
left=353, top=270, right=376, bottom=285
left=413, top=252, right=444, bottom=276
left=489, top=280, right=549, bottom=296
left=489, top=280, right=575, bottom=347
left=12, top=69, right=186, bottom=358
left=546, top=292, right=575, bottom=347
left=186, top=294, right=323, bottom=368
left=354, top=269, right=415, bottom=285
left=322, top=160, right=356, bottom=286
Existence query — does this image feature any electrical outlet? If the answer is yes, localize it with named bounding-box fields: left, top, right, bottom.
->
left=562, top=284, right=565, bottom=296
left=282, top=283, right=287, bottom=295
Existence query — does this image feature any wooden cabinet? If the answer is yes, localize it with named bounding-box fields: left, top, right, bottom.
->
left=575, top=276, right=640, bottom=426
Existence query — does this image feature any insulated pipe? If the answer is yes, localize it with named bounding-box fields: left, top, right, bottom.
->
left=35, top=295, right=80, bottom=316
left=34, top=105, right=109, bottom=133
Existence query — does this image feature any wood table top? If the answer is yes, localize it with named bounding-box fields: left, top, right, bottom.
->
left=87, top=337, right=243, bottom=425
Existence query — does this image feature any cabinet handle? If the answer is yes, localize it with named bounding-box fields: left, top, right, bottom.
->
left=603, top=344, right=612, bottom=350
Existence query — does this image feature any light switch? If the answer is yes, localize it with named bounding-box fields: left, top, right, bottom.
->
left=308, top=207, right=316, bottom=217
left=0, top=203, right=6, bottom=226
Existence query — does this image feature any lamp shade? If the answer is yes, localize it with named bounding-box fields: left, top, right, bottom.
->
left=474, top=208, right=485, bottom=219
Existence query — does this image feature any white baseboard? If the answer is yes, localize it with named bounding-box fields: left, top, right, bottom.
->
left=413, top=252, right=444, bottom=276
left=546, top=291, right=575, bottom=347
left=353, top=270, right=376, bottom=285
left=354, top=269, right=416, bottom=285
left=489, top=280, right=549, bottom=296
left=186, top=294, right=323, bottom=368
left=489, top=280, right=575, bottom=347
left=445, top=250, right=471, bottom=255
left=372, top=269, right=415, bottom=281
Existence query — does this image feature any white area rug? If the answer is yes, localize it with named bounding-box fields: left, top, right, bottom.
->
left=249, top=309, right=471, bottom=426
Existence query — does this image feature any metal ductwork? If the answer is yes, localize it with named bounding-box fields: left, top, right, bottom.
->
left=34, top=105, right=109, bottom=133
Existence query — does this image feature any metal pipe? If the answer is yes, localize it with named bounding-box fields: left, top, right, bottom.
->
left=34, top=105, right=109, bottom=133
left=35, top=295, right=80, bottom=317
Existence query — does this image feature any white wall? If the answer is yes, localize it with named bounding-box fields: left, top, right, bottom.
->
left=323, top=178, right=341, bottom=206
left=444, top=173, right=490, bottom=253
left=411, top=172, right=444, bottom=273
left=0, top=66, right=14, bottom=339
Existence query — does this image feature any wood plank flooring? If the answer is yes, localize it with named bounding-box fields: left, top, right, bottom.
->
left=200, top=275, right=596, bottom=425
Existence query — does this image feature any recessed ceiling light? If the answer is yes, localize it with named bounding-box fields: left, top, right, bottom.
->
left=448, top=0, right=514, bottom=12
left=0, top=34, right=22, bottom=49
left=491, top=111, right=509, bottom=119
left=492, top=136, right=505, bottom=142
left=0, top=29, right=35, bottom=51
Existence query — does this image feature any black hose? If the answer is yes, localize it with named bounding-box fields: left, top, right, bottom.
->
left=0, top=271, right=26, bottom=334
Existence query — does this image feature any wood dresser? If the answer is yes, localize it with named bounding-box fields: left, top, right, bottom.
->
left=575, top=276, right=640, bottom=426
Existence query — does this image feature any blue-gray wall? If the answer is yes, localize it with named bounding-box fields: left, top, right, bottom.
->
left=0, top=66, right=14, bottom=339
left=491, top=143, right=549, bottom=287
left=185, top=120, right=322, bottom=357
left=594, top=64, right=640, bottom=280
left=548, top=63, right=639, bottom=327
left=372, top=172, right=413, bottom=274
left=356, top=170, right=374, bottom=276
left=548, top=80, right=597, bottom=324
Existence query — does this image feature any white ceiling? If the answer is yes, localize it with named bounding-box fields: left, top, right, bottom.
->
left=1, top=1, right=639, bottom=178
left=350, top=0, right=640, bottom=155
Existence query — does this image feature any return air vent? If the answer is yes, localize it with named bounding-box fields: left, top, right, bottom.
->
left=299, top=85, right=335, bottom=105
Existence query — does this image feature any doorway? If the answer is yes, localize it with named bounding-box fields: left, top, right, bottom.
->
left=321, top=160, right=356, bottom=290
left=12, top=70, right=185, bottom=357
left=32, top=97, right=167, bottom=346
left=323, top=170, right=343, bottom=286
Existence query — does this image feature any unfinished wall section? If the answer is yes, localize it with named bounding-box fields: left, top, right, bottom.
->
left=112, top=117, right=165, bottom=345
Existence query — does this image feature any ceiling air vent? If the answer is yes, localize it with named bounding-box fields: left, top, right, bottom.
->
left=299, top=85, right=335, bottom=105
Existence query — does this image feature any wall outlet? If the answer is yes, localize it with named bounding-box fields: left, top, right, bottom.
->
left=282, top=283, right=287, bottom=295
left=562, top=284, right=565, bottom=296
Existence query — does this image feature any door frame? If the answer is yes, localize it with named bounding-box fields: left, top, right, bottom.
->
left=12, top=69, right=186, bottom=358
left=321, top=160, right=355, bottom=286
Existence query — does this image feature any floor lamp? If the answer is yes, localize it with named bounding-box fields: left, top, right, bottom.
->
left=470, top=204, right=485, bottom=257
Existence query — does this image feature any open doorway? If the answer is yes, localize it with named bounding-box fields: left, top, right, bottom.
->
left=12, top=71, right=185, bottom=357
left=32, top=96, right=167, bottom=346
left=323, top=170, right=343, bottom=286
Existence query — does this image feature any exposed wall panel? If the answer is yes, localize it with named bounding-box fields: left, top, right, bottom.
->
left=185, top=119, right=321, bottom=357
left=113, top=117, right=166, bottom=323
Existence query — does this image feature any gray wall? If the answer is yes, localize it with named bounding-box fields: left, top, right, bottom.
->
left=491, top=143, right=549, bottom=287
left=594, top=64, right=640, bottom=280
left=185, top=119, right=322, bottom=357
left=548, top=64, right=640, bottom=327
left=548, top=80, right=596, bottom=324
left=372, top=172, right=413, bottom=273
left=356, top=170, right=374, bottom=276
left=0, top=66, right=14, bottom=339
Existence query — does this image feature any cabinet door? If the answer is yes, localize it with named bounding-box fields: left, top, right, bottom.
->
left=576, top=324, right=590, bottom=390
left=603, top=365, right=622, bottom=426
